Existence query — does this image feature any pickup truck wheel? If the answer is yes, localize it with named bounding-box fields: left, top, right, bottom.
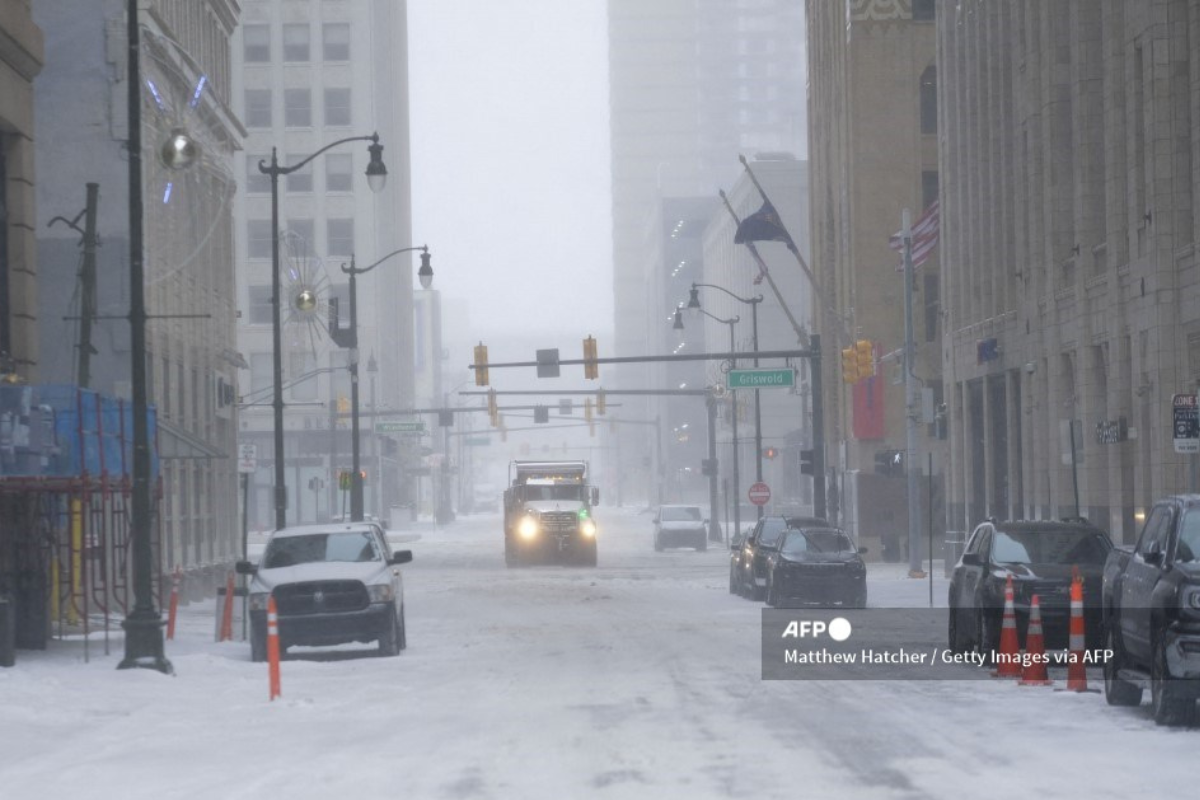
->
left=1152, top=636, right=1195, bottom=726
left=378, top=609, right=402, bottom=657
left=1103, top=626, right=1142, bottom=707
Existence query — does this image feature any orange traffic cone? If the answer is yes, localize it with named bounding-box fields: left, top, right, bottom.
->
left=267, top=594, right=282, bottom=701
left=1019, top=594, right=1053, bottom=686
left=1064, top=574, right=1089, bottom=691
left=992, top=574, right=1022, bottom=678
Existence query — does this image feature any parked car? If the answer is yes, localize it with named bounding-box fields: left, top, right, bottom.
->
left=1103, top=495, right=1200, bottom=726
left=730, top=515, right=828, bottom=600
left=947, top=519, right=1112, bottom=657
left=236, top=522, right=413, bottom=661
left=654, top=504, right=708, bottom=551
left=765, top=526, right=867, bottom=608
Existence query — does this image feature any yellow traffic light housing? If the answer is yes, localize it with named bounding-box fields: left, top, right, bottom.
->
left=855, top=339, right=875, bottom=378
left=583, top=335, right=599, bottom=380
left=585, top=399, right=595, bottom=436
left=840, top=346, right=859, bottom=384
left=596, top=389, right=606, bottom=415
left=487, top=389, right=498, bottom=426
left=337, top=394, right=350, bottom=414
left=473, top=342, right=489, bottom=386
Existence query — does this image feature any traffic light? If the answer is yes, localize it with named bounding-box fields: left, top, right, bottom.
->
left=473, top=342, right=489, bottom=386
left=488, top=389, right=498, bottom=426
left=875, top=449, right=903, bottom=476
left=585, top=398, right=595, bottom=436
left=799, top=448, right=816, bottom=476
left=438, top=410, right=453, bottom=427
left=841, top=346, right=859, bottom=384
left=855, top=340, right=875, bottom=379
left=763, top=446, right=779, bottom=460
left=596, top=389, right=606, bottom=415
left=583, top=335, right=599, bottom=380
left=337, top=394, right=350, bottom=414
left=534, top=405, right=549, bottom=423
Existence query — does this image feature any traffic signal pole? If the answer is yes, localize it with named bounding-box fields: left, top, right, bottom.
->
left=902, top=211, right=924, bottom=577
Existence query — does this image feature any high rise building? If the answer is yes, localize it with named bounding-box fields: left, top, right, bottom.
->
left=232, top=0, right=414, bottom=527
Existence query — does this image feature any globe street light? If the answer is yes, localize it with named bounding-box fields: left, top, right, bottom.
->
left=337, top=246, right=433, bottom=521
left=258, top=134, right=387, bottom=530
left=675, top=307, right=741, bottom=541
left=688, top=283, right=765, bottom=520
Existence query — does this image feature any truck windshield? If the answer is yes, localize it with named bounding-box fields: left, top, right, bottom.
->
left=522, top=485, right=581, bottom=501
left=991, top=529, right=1110, bottom=565
left=1177, top=510, right=1200, bottom=563
left=262, top=531, right=380, bottom=568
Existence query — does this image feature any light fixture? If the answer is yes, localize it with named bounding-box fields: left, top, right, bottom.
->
left=365, top=136, right=388, bottom=193
left=673, top=308, right=684, bottom=330
left=417, top=248, right=434, bottom=289
left=686, top=285, right=701, bottom=313
left=293, top=288, right=318, bottom=313
left=159, top=128, right=198, bottom=170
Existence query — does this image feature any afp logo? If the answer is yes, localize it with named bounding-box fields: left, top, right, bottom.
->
left=781, top=617, right=852, bottom=642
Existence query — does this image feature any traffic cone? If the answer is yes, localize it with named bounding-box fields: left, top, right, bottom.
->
left=1064, top=574, right=1089, bottom=692
left=267, top=594, right=282, bottom=701
left=992, top=574, right=1022, bottom=678
left=219, top=571, right=235, bottom=642
left=166, top=565, right=181, bottom=641
left=1019, top=594, right=1053, bottom=686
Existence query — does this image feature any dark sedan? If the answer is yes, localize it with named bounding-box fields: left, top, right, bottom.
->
left=765, top=527, right=867, bottom=608
left=730, top=515, right=827, bottom=600
left=947, top=519, right=1113, bottom=656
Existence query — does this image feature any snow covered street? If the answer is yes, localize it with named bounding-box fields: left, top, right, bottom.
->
left=0, top=506, right=1194, bottom=800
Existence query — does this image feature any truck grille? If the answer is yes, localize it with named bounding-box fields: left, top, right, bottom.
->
left=540, top=511, right=578, bottom=534
left=273, top=581, right=369, bottom=616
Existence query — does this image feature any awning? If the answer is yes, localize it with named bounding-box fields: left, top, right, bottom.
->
left=157, top=419, right=227, bottom=460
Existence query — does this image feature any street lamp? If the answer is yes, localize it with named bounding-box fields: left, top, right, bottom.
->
left=338, top=246, right=433, bottom=521
left=688, top=283, right=765, bottom=520
left=675, top=307, right=741, bottom=542
left=259, top=134, right=388, bottom=530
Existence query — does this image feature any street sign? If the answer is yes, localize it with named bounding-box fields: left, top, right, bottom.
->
left=748, top=481, right=772, bottom=506
left=375, top=420, right=425, bottom=434
left=1174, top=394, right=1199, bottom=454
left=727, top=368, right=796, bottom=389
left=237, top=443, right=256, bottom=473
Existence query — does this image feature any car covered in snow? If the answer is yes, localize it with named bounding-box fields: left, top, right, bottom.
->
left=236, top=522, right=412, bottom=660
left=653, top=504, right=708, bottom=551
left=764, top=526, right=867, bottom=608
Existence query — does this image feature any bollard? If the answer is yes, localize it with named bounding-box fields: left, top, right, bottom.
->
left=267, top=595, right=281, bottom=700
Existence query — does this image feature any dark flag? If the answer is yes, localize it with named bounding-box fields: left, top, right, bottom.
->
left=734, top=200, right=793, bottom=246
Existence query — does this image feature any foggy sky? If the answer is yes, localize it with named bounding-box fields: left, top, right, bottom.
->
left=408, top=1, right=614, bottom=348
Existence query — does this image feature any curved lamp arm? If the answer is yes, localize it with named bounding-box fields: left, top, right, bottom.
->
left=688, top=282, right=763, bottom=309
left=259, top=133, right=387, bottom=191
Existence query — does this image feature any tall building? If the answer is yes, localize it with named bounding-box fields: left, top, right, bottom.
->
left=607, top=0, right=805, bottom=504
left=806, top=0, right=942, bottom=556
left=34, top=1, right=243, bottom=581
left=938, top=1, right=1200, bottom=543
left=231, top=0, right=414, bottom=528
left=1, top=2, right=43, bottom=377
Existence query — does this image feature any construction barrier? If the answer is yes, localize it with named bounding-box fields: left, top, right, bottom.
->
left=166, top=566, right=181, bottom=641
left=1018, top=594, right=1053, bottom=686
left=267, top=595, right=281, bottom=700
left=992, top=574, right=1022, bottom=678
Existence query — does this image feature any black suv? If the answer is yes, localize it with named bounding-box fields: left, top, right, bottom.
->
left=948, top=519, right=1112, bottom=656
left=730, top=515, right=827, bottom=600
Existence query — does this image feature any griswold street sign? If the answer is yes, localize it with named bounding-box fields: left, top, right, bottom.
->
left=375, top=420, right=425, bottom=435
left=727, top=368, right=796, bottom=390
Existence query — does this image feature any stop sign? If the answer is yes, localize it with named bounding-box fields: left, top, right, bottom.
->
left=747, top=482, right=771, bottom=506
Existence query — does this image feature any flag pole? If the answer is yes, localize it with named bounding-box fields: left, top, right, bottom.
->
left=718, top=190, right=808, bottom=346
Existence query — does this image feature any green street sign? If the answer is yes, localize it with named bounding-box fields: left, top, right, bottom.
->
left=375, top=420, right=425, bottom=434
left=727, top=368, right=796, bottom=389
left=464, top=436, right=492, bottom=446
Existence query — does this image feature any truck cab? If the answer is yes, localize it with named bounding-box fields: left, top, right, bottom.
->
left=503, top=461, right=599, bottom=567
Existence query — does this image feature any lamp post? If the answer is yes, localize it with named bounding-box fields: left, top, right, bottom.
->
left=687, top=283, right=765, bottom=520
left=674, top=306, right=740, bottom=541
left=259, top=134, right=388, bottom=530
left=338, top=246, right=433, bottom=521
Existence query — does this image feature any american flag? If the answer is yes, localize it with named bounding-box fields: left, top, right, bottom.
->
left=888, top=200, right=939, bottom=269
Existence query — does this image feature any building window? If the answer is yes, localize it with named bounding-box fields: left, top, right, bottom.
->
left=250, top=352, right=272, bottom=396
left=286, top=218, right=315, bottom=251
left=286, top=154, right=312, bottom=192
left=323, top=23, right=350, bottom=61
left=244, top=89, right=272, bottom=128
left=289, top=352, right=318, bottom=401
left=922, top=170, right=939, bottom=208
left=243, top=24, right=270, bottom=62
left=247, top=285, right=273, bottom=325
left=247, top=220, right=273, bottom=259
left=245, top=155, right=270, bottom=193
left=327, top=219, right=354, bottom=257
left=282, top=24, right=309, bottom=62
left=284, top=88, right=311, bottom=128
left=919, top=66, right=937, bottom=135
left=325, top=153, right=353, bottom=192
left=324, top=88, right=351, bottom=127
left=912, top=0, right=936, bottom=21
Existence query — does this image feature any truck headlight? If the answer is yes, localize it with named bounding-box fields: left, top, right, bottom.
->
left=367, top=584, right=394, bottom=603
left=580, top=519, right=597, bottom=537
left=518, top=515, right=539, bottom=540
left=249, top=592, right=271, bottom=612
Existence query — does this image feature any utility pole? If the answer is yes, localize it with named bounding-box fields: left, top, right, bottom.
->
left=902, top=210, right=924, bottom=577
left=77, top=183, right=100, bottom=388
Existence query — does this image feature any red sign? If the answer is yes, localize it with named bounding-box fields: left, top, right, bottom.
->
left=748, top=482, right=771, bottom=506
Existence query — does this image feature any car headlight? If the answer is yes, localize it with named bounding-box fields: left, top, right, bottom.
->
left=367, top=584, right=394, bottom=603
left=249, top=592, right=271, bottom=612
left=580, top=519, right=597, bottom=537
left=518, top=515, right=539, bottom=540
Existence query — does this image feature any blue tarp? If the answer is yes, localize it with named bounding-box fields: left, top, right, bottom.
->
left=0, top=384, right=158, bottom=480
